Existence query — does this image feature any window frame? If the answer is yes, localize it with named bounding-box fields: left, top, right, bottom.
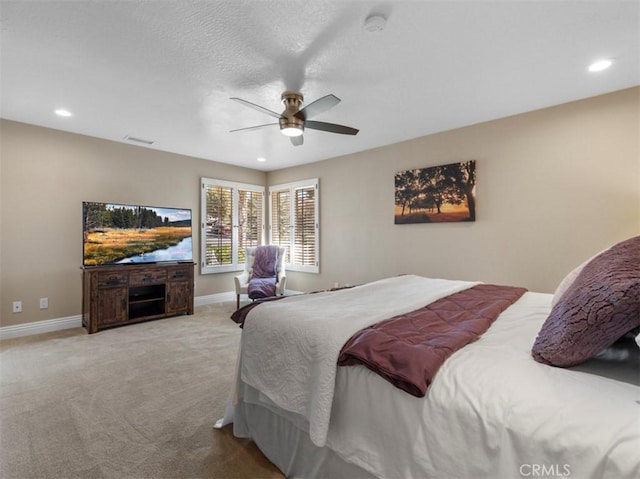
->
left=269, top=178, right=320, bottom=273
left=200, top=178, right=265, bottom=274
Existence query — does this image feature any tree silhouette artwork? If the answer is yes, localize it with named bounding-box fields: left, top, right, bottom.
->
left=394, top=160, right=476, bottom=224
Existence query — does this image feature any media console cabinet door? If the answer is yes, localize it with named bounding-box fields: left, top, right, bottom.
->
left=166, top=265, right=194, bottom=315
left=93, top=270, right=129, bottom=328
left=167, top=281, right=191, bottom=315
left=98, top=287, right=128, bottom=326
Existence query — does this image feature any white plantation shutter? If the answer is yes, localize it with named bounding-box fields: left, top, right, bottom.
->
left=237, top=189, right=264, bottom=265
left=203, top=184, right=233, bottom=267
left=270, top=188, right=291, bottom=263
left=293, top=185, right=316, bottom=267
left=201, top=178, right=264, bottom=273
left=270, top=179, right=319, bottom=273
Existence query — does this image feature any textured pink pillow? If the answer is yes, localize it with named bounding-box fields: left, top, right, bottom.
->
left=532, top=236, right=640, bottom=367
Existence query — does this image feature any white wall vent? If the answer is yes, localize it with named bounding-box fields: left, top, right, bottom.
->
left=123, top=135, right=154, bottom=145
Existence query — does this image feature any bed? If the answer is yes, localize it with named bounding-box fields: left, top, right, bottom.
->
left=217, top=238, right=640, bottom=479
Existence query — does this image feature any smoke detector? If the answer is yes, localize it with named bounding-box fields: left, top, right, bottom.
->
left=364, top=14, right=387, bottom=32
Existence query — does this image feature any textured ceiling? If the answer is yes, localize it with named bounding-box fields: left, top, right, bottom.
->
left=1, top=1, right=638, bottom=171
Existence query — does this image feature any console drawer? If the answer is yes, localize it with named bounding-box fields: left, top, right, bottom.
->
left=168, top=266, right=192, bottom=281
left=129, top=269, right=167, bottom=286
left=97, top=272, right=128, bottom=288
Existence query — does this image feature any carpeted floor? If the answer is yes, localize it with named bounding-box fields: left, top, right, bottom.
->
left=0, top=302, right=284, bottom=479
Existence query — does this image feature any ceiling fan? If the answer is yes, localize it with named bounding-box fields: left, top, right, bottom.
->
left=229, top=91, right=359, bottom=146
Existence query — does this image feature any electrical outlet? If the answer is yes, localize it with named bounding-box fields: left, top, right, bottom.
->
left=12, top=301, right=22, bottom=313
left=39, top=297, right=49, bottom=309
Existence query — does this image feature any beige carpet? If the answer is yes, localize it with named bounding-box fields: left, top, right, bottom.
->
left=0, top=302, right=284, bottom=479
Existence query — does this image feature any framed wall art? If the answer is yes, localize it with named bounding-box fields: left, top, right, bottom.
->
left=394, top=160, right=476, bottom=224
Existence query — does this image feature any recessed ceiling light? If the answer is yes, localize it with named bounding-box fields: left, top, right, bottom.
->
left=54, top=109, right=72, bottom=117
left=257, top=157, right=266, bottom=163
left=588, top=59, right=613, bottom=72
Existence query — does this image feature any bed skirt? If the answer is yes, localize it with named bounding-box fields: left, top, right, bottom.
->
left=233, top=383, right=375, bottom=479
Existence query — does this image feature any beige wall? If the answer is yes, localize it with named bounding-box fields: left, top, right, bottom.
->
left=0, top=121, right=266, bottom=327
left=1, top=87, right=638, bottom=328
left=268, top=87, right=640, bottom=294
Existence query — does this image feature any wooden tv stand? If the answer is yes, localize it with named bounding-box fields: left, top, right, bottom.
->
left=82, top=262, right=194, bottom=334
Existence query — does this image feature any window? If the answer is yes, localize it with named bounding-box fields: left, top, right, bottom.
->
left=201, top=178, right=264, bottom=273
left=269, top=178, right=319, bottom=273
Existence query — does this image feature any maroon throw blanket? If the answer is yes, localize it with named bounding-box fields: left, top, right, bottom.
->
left=231, top=295, right=286, bottom=327
left=338, top=284, right=527, bottom=397
left=231, top=286, right=355, bottom=327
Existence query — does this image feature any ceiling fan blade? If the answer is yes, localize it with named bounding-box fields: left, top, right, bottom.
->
left=305, top=120, right=359, bottom=135
left=230, top=97, right=282, bottom=119
left=290, top=135, right=304, bottom=146
left=295, top=94, right=340, bottom=120
left=229, top=123, right=279, bottom=133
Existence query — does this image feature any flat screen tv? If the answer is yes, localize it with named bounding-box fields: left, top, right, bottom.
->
left=82, top=202, right=193, bottom=266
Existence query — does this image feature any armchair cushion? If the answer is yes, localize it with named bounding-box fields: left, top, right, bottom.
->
left=248, top=246, right=281, bottom=299
left=247, top=246, right=278, bottom=299
left=234, top=246, right=287, bottom=308
left=248, top=277, right=278, bottom=300
left=252, top=245, right=280, bottom=278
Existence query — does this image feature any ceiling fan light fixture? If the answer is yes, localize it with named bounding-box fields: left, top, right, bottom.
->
left=281, top=126, right=304, bottom=137
left=279, top=113, right=304, bottom=137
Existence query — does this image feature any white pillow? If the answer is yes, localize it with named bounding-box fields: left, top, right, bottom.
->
left=552, top=261, right=587, bottom=307
left=551, top=245, right=612, bottom=307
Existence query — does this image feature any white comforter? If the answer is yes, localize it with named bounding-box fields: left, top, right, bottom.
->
left=324, top=291, right=640, bottom=478
left=239, top=275, right=476, bottom=446
left=231, top=276, right=640, bottom=478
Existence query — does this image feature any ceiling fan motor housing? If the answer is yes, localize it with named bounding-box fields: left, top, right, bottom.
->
left=280, top=92, right=305, bottom=133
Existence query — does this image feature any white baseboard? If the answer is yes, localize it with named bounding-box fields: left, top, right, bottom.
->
left=1, top=290, right=304, bottom=340
left=0, top=315, right=83, bottom=341
left=0, top=292, right=242, bottom=341
left=194, top=291, right=236, bottom=307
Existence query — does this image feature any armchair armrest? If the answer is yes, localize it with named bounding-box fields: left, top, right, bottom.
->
left=234, top=271, right=250, bottom=293
left=276, top=275, right=286, bottom=296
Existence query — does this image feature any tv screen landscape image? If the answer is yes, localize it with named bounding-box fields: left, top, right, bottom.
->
left=82, top=202, right=193, bottom=266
